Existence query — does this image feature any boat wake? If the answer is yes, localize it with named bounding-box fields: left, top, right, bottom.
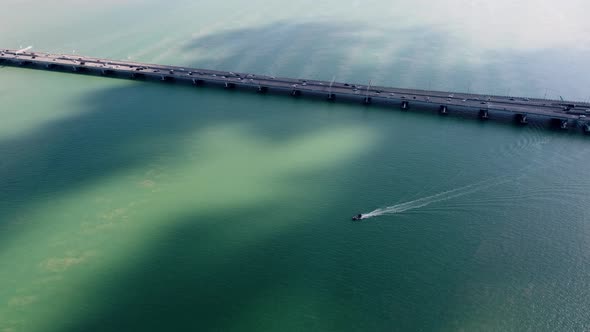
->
left=361, top=177, right=510, bottom=219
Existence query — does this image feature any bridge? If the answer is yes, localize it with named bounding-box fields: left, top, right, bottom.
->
left=1, top=48, right=589, bottom=133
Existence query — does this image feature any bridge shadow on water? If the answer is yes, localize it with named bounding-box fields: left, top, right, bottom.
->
left=1, top=21, right=589, bottom=332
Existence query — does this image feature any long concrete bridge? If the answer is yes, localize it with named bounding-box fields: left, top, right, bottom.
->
left=2, top=48, right=589, bottom=133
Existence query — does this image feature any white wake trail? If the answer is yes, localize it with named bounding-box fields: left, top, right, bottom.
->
left=361, top=177, right=510, bottom=219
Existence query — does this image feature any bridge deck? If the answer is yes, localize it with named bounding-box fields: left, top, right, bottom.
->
left=2, top=49, right=589, bottom=126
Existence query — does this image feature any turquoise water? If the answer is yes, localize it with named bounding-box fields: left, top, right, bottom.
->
left=1, top=1, right=590, bottom=331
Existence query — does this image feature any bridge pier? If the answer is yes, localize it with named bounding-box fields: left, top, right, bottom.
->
left=224, top=82, right=236, bottom=89
left=71, top=65, right=88, bottom=72
left=401, top=101, right=409, bottom=110
left=101, top=69, right=114, bottom=76
left=257, top=86, right=268, bottom=93
left=327, top=93, right=336, bottom=101
left=561, top=120, right=568, bottom=130
left=363, top=97, right=372, bottom=105
left=584, top=123, right=590, bottom=134
left=551, top=118, right=568, bottom=130
left=160, top=75, right=174, bottom=82
left=291, top=90, right=301, bottom=97
left=439, top=105, right=448, bottom=115
left=130, top=73, right=145, bottom=79
left=192, top=79, right=204, bottom=86
left=479, top=109, right=489, bottom=120
left=516, top=114, right=528, bottom=125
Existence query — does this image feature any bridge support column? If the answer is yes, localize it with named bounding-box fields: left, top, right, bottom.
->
left=257, top=86, right=268, bottom=93
left=439, top=105, right=448, bottom=115
left=291, top=90, right=301, bottom=97
left=559, top=119, right=568, bottom=130
left=72, top=66, right=78, bottom=72
left=160, top=76, right=173, bottom=82
left=479, top=109, right=489, bottom=120
left=583, top=123, right=590, bottom=134
left=192, top=79, right=204, bottom=86
left=516, top=114, right=528, bottom=125
left=363, top=97, right=372, bottom=105
left=225, top=82, right=236, bottom=89
left=401, top=101, right=409, bottom=110
left=327, top=93, right=336, bottom=101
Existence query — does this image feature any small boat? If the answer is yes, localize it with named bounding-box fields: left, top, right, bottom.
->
left=352, top=214, right=363, bottom=221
